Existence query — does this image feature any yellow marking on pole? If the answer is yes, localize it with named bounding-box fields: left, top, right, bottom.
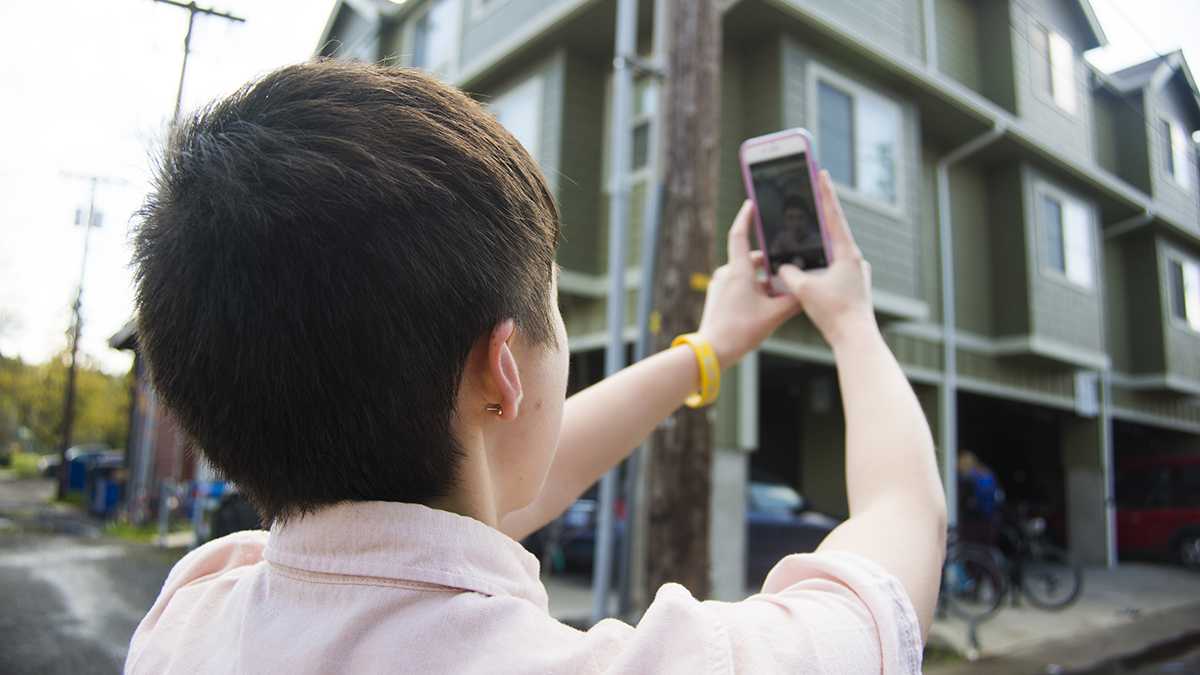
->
left=690, top=273, right=710, bottom=291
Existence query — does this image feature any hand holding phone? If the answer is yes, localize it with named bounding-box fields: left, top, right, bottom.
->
left=739, top=129, right=831, bottom=293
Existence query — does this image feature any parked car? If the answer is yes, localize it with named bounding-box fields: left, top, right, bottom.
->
left=1116, top=453, right=1200, bottom=567
left=522, top=479, right=839, bottom=584
left=522, top=485, right=626, bottom=571
left=38, top=454, right=62, bottom=478
left=745, top=480, right=840, bottom=587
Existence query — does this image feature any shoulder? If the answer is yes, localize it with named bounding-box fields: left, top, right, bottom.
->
left=623, top=552, right=922, bottom=674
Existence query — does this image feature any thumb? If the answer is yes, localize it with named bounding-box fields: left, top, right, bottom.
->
left=777, top=264, right=811, bottom=298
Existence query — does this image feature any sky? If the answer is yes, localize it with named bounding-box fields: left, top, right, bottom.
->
left=0, top=0, right=1197, bottom=375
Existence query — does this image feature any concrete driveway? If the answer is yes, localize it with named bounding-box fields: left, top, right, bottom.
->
left=0, top=475, right=183, bottom=675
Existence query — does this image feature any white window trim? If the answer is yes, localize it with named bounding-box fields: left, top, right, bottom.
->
left=1034, top=182, right=1096, bottom=292
left=1032, top=22, right=1078, bottom=117
left=402, top=0, right=464, bottom=78
left=601, top=72, right=657, bottom=194
left=469, top=0, right=510, bottom=21
left=488, top=71, right=545, bottom=163
left=806, top=61, right=907, bottom=220
left=1162, top=118, right=1194, bottom=192
left=1165, top=251, right=1200, bottom=334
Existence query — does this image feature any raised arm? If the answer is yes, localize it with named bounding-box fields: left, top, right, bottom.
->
left=778, top=171, right=947, bottom=640
left=500, top=202, right=799, bottom=541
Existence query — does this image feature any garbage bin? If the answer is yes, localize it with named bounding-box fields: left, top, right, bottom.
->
left=65, top=444, right=108, bottom=493
left=85, top=453, right=125, bottom=517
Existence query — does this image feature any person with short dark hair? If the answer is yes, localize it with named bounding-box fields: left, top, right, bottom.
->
left=126, top=60, right=945, bottom=674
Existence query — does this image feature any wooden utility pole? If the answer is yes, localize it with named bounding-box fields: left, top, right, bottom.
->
left=643, top=0, right=722, bottom=601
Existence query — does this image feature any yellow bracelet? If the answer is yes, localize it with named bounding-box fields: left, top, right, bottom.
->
left=672, top=333, right=721, bottom=408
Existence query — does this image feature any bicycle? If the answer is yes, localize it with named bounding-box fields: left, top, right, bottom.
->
left=939, top=528, right=1007, bottom=622
left=997, top=515, right=1084, bottom=611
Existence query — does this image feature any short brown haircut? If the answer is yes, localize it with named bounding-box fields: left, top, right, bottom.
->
left=133, top=60, right=560, bottom=523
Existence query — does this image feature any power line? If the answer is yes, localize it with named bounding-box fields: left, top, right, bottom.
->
left=154, top=0, right=246, bottom=124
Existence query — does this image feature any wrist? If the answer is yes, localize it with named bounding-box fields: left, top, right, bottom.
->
left=826, top=311, right=880, bottom=352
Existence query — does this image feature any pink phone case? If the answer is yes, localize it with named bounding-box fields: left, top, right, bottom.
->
left=738, top=128, right=832, bottom=294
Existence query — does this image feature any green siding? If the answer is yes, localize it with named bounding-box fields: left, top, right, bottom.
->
left=957, top=350, right=1076, bottom=404
left=990, top=164, right=1031, bottom=337
left=557, top=50, right=606, bottom=274
left=949, top=163, right=995, bottom=336
left=935, top=0, right=982, bottom=93
left=1103, top=237, right=1131, bottom=373
left=786, top=0, right=924, bottom=61
left=1122, top=233, right=1166, bottom=374
left=978, top=0, right=1017, bottom=112
left=458, top=0, right=580, bottom=74
left=781, top=38, right=924, bottom=310
left=1147, top=86, right=1200, bottom=234
left=1113, top=389, right=1200, bottom=428
left=1010, top=0, right=1094, bottom=164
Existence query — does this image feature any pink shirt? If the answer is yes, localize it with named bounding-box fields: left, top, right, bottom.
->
left=127, top=501, right=923, bottom=673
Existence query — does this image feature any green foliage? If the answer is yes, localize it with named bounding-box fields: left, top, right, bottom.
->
left=9, top=451, right=42, bottom=479
left=0, top=352, right=131, bottom=454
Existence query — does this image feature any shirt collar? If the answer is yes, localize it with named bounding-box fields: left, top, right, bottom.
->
left=264, top=501, right=548, bottom=609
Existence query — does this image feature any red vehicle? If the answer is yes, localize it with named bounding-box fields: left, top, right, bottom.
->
left=1116, top=453, right=1200, bottom=567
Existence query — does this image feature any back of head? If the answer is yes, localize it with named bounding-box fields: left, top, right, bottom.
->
left=134, top=60, right=560, bottom=524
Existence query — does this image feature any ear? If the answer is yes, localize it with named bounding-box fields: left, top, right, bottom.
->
left=486, top=319, right=524, bottom=420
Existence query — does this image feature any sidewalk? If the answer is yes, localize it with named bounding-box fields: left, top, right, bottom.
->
left=927, top=562, right=1200, bottom=673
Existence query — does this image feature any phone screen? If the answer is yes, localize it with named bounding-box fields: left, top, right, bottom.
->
left=749, top=152, right=827, bottom=272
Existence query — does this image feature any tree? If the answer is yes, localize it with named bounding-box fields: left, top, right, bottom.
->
left=643, top=0, right=722, bottom=601
left=0, top=352, right=130, bottom=453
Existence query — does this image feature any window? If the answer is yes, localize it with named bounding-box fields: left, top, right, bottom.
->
left=1036, top=25, right=1077, bottom=114
left=1163, top=119, right=1193, bottom=190
left=630, top=76, right=657, bottom=172
left=488, top=75, right=543, bottom=160
left=411, top=0, right=460, bottom=75
left=1039, top=191, right=1093, bottom=288
left=813, top=70, right=902, bottom=209
left=1169, top=257, right=1200, bottom=331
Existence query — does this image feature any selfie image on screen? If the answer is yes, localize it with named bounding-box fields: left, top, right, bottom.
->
left=749, top=153, right=826, bottom=272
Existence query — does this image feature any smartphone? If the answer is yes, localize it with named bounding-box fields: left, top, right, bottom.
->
left=739, top=128, right=831, bottom=291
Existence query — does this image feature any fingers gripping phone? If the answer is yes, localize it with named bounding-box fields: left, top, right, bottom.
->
left=739, top=128, right=831, bottom=293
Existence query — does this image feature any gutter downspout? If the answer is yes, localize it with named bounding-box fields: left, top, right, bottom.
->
left=936, top=124, right=1005, bottom=528
left=922, top=0, right=938, bottom=70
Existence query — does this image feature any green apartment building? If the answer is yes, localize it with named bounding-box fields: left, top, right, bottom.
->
left=317, top=0, right=1200, bottom=599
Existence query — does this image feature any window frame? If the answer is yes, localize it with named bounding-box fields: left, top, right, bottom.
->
left=1034, top=182, right=1096, bottom=291
left=1165, top=252, right=1200, bottom=334
left=487, top=71, right=545, bottom=163
left=1033, top=22, right=1078, bottom=116
left=807, top=62, right=907, bottom=219
left=601, top=70, right=659, bottom=193
left=404, top=0, right=464, bottom=78
left=1162, top=117, right=1194, bottom=192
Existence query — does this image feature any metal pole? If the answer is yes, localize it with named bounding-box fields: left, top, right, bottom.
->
left=154, top=0, right=246, bottom=124
left=616, top=0, right=669, bottom=617
left=935, top=125, right=1005, bottom=527
left=57, top=177, right=99, bottom=499
left=173, top=9, right=196, bottom=124
left=592, top=0, right=639, bottom=625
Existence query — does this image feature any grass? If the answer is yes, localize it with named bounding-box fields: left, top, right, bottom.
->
left=104, top=520, right=162, bottom=544
left=9, top=452, right=43, bottom=479
left=104, top=519, right=194, bottom=544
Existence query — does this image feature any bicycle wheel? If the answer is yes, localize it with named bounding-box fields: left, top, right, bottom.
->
left=943, top=545, right=1006, bottom=621
left=1019, top=545, right=1083, bottom=610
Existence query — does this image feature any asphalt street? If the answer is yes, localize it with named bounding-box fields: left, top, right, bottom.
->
left=0, top=475, right=182, bottom=675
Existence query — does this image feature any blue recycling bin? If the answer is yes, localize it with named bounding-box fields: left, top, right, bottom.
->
left=65, top=445, right=108, bottom=493
left=85, top=453, right=125, bottom=517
